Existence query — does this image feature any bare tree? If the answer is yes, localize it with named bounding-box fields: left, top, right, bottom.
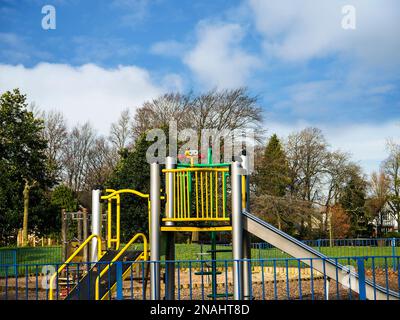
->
left=41, top=110, right=68, bottom=182
left=190, top=88, right=262, bottom=134
left=322, top=152, right=360, bottom=240
left=366, top=170, right=390, bottom=236
left=84, top=136, right=117, bottom=190
left=286, top=128, right=329, bottom=203
left=131, top=88, right=263, bottom=142
left=62, top=122, right=96, bottom=193
left=285, top=128, right=330, bottom=236
left=109, top=108, right=132, bottom=150
left=131, top=93, right=192, bottom=140
left=383, top=140, right=400, bottom=229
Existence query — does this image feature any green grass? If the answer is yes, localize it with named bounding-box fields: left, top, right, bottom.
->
left=1, top=243, right=399, bottom=275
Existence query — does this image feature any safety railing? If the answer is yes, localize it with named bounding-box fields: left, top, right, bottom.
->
left=48, top=234, right=102, bottom=300
left=162, top=167, right=230, bottom=222
left=1, top=255, right=399, bottom=300
left=95, top=233, right=148, bottom=300
left=101, top=189, right=150, bottom=250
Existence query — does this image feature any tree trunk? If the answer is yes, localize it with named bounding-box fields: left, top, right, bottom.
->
left=276, top=213, right=282, bottom=230
left=22, top=180, right=30, bottom=247
left=191, top=231, right=199, bottom=243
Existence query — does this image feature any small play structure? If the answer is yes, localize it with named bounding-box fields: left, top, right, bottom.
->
left=47, top=148, right=400, bottom=301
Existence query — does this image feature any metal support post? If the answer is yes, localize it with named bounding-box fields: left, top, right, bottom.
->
left=241, top=151, right=252, bottom=300
left=150, top=162, right=161, bottom=300
left=91, top=189, right=101, bottom=262
left=231, top=161, right=243, bottom=300
left=165, top=156, right=176, bottom=300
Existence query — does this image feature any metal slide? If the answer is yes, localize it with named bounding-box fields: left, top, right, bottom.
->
left=65, top=250, right=142, bottom=300
left=243, top=211, right=400, bottom=300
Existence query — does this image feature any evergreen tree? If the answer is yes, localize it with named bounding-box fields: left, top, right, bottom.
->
left=257, top=134, right=289, bottom=196
left=339, top=172, right=370, bottom=237
left=0, top=89, right=51, bottom=245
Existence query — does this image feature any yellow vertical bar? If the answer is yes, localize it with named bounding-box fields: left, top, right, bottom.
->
left=186, top=172, right=190, bottom=218
left=222, top=173, right=226, bottom=218
left=210, top=172, right=213, bottom=218
left=107, top=198, right=112, bottom=249
left=183, top=172, right=186, bottom=218
left=215, top=172, right=218, bottom=218
left=148, top=199, right=151, bottom=235
left=195, top=171, right=199, bottom=218
left=207, top=172, right=213, bottom=218
left=200, top=172, right=204, bottom=219
left=205, top=171, right=208, bottom=219
left=177, top=172, right=180, bottom=219
left=173, top=172, right=176, bottom=219
left=242, top=175, right=246, bottom=209
left=177, top=173, right=182, bottom=219
left=165, top=170, right=169, bottom=218
left=116, top=194, right=120, bottom=250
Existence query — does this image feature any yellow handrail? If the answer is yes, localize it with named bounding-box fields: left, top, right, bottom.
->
left=49, top=234, right=102, bottom=300
left=101, top=188, right=149, bottom=200
left=101, top=189, right=153, bottom=250
left=95, top=233, right=148, bottom=300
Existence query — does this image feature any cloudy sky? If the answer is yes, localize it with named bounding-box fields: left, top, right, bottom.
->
left=0, top=0, right=399, bottom=174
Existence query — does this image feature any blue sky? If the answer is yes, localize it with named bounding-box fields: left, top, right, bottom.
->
left=0, top=0, right=399, bottom=173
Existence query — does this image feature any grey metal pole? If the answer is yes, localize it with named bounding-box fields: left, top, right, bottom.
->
left=150, top=162, right=161, bottom=300
left=241, top=151, right=252, bottom=300
left=91, top=189, right=101, bottom=262
left=165, top=156, right=176, bottom=300
left=77, top=210, right=82, bottom=242
left=82, top=208, right=89, bottom=263
left=231, top=161, right=243, bottom=300
left=61, top=209, right=67, bottom=263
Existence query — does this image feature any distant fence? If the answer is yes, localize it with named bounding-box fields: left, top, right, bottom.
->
left=200, top=238, right=400, bottom=268
left=0, top=255, right=399, bottom=300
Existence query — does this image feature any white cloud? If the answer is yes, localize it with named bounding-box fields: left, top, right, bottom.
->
left=0, top=63, right=180, bottom=134
left=183, top=22, right=261, bottom=89
left=248, top=0, right=400, bottom=67
left=266, top=120, right=400, bottom=175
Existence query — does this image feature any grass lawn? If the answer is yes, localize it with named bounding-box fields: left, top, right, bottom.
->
left=1, top=243, right=399, bottom=275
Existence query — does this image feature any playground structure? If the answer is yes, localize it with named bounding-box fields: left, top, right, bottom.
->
left=44, top=148, right=400, bottom=301
left=60, top=208, right=90, bottom=263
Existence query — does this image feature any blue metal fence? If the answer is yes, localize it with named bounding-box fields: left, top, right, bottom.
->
left=200, top=238, right=399, bottom=269
left=0, top=255, right=399, bottom=300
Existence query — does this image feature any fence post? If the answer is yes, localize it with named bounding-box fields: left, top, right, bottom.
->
left=116, top=261, right=123, bottom=300
left=357, top=258, right=366, bottom=300
left=392, top=238, right=396, bottom=271
left=317, top=239, right=321, bottom=252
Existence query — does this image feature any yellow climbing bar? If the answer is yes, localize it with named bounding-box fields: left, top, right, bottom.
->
left=102, top=189, right=153, bottom=250
left=95, top=233, right=148, bottom=300
left=49, top=234, right=103, bottom=300
left=101, top=188, right=149, bottom=200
